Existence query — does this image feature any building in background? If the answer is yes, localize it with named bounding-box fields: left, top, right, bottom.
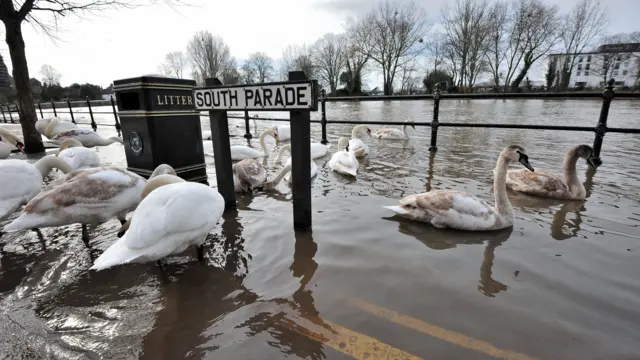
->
left=548, top=43, right=640, bottom=88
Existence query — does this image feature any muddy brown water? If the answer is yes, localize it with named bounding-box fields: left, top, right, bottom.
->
left=1, top=99, right=639, bottom=360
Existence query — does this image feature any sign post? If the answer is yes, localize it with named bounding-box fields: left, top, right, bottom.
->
left=194, top=73, right=318, bottom=229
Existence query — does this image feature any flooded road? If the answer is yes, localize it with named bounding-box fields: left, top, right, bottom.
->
left=1, top=98, right=640, bottom=359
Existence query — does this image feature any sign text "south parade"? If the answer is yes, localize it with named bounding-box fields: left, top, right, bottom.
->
left=194, top=82, right=314, bottom=111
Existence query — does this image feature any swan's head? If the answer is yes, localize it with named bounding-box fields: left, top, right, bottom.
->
left=149, top=164, right=177, bottom=179
left=35, top=117, right=56, bottom=134
left=56, top=138, right=83, bottom=155
left=405, top=119, right=416, bottom=130
left=502, top=145, right=534, bottom=172
left=0, top=128, right=25, bottom=153
left=262, top=128, right=279, bottom=141
left=574, top=144, right=600, bottom=168
left=337, top=137, right=350, bottom=151
left=141, top=174, right=185, bottom=200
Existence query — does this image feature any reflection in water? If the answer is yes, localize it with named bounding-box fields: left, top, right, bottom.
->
left=385, top=216, right=513, bottom=298
left=426, top=151, right=436, bottom=192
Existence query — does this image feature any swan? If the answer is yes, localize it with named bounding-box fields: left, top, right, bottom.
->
left=90, top=174, right=225, bottom=270
left=50, top=129, right=123, bottom=148
left=349, top=124, right=371, bottom=158
left=258, top=162, right=293, bottom=191
left=149, top=163, right=177, bottom=178
left=3, top=167, right=146, bottom=235
left=0, top=127, right=25, bottom=158
left=503, top=144, right=597, bottom=200
left=0, top=156, right=73, bottom=221
left=310, top=142, right=330, bottom=158
left=375, top=120, right=415, bottom=140
left=382, top=145, right=535, bottom=231
left=273, top=144, right=318, bottom=183
left=328, top=137, right=359, bottom=177
left=233, top=159, right=267, bottom=192
left=227, top=129, right=279, bottom=160
left=36, top=117, right=78, bottom=139
left=56, top=138, right=101, bottom=171
left=271, top=124, right=291, bottom=141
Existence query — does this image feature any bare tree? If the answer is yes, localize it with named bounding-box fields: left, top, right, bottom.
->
left=0, top=0, right=186, bottom=153
left=312, top=33, right=346, bottom=95
left=509, top=0, right=562, bottom=90
left=441, top=0, right=493, bottom=92
left=280, top=44, right=315, bottom=80
left=242, top=52, right=274, bottom=84
left=221, top=57, right=241, bottom=85
left=39, top=64, right=61, bottom=85
left=484, top=1, right=509, bottom=91
left=397, top=59, right=420, bottom=93
left=341, top=21, right=370, bottom=95
left=426, top=32, right=447, bottom=74
left=351, top=0, right=430, bottom=95
left=161, top=51, right=187, bottom=78
left=558, top=0, right=608, bottom=89
left=187, top=30, right=231, bottom=85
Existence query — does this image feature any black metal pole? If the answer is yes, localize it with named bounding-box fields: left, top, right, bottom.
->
left=320, top=88, right=328, bottom=145
left=429, top=84, right=441, bottom=152
left=111, top=96, right=121, bottom=131
left=0, top=106, right=5, bottom=122
left=243, top=110, right=252, bottom=139
left=51, top=100, right=57, bottom=117
left=67, top=98, right=76, bottom=124
left=37, top=101, right=44, bottom=118
left=592, top=78, right=614, bottom=165
left=86, top=97, right=97, bottom=131
left=8, top=105, right=14, bottom=123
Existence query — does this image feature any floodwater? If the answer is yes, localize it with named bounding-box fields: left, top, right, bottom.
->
left=1, top=98, right=640, bottom=360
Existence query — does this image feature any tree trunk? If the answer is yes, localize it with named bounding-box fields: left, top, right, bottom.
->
left=4, top=20, right=44, bottom=153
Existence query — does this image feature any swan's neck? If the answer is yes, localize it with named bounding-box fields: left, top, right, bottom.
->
left=99, top=136, right=123, bottom=146
left=259, top=133, right=268, bottom=154
left=351, top=126, right=365, bottom=139
left=44, top=119, right=58, bottom=138
left=263, top=164, right=291, bottom=190
left=402, top=124, right=409, bottom=138
left=562, top=149, right=585, bottom=197
left=34, top=156, right=73, bottom=178
left=493, top=155, right=514, bottom=221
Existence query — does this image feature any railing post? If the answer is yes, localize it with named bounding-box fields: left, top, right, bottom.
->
left=67, top=98, right=76, bottom=124
left=37, top=101, right=44, bottom=118
left=110, top=96, right=121, bottom=131
left=592, top=78, right=614, bottom=165
left=8, top=105, right=14, bottom=123
left=243, top=110, right=252, bottom=139
left=320, top=88, right=328, bottom=145
left=429, top=84, right=441, bottom=152
left=51, top=100, right=57, bottom=117
left=0, top=105, right=5, bottom=122
left=86, top=97, right=97, bottom=131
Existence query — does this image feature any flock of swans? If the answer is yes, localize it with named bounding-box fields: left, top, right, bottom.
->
left=0, top=116, right=599, bottom=271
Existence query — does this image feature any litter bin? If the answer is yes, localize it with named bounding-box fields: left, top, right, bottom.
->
left=113, top=75, right=207, bottom=183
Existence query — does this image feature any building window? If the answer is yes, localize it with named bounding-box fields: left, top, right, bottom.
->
left=613, top=70, right=619, bottom=76
left=587, top=55, right=592, bottom=62
left=585, top=64, right=590, bottom=70
left=578, top=56, right=583, bottom=62
left=578, top=64, right=582, bottom=70
left=614, top=63, right=620, bottom=70
left=585, top=71, right=589, bottom=76
left=623, top=70, right=628, bottom=75
left=577, top=71, right=581, bottom=76
left=616, top=55, right=622, bottom=61
left=615, top=81, right=624, bottom=86
left=575, top=82, right=587, bottom=86
left=624, top=60, right=629, bottom=67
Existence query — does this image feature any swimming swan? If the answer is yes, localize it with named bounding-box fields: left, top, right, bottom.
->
left=229, top=129, right=279, bottom=160
left=36, top=117, right=78, bottom=139
left=271, top=124, right=291, bottom=141
left=382, top=145, right=535, bottom=231
left=233, top=159, right=268, bottom=192
left=50, top=128, right=123, bottom=148
left=273, top=144, right=318, bottom=183
left=0, top=156, right=74, bottom=221
left=259, top=163, right=293, bottom=191
left=349, top=124, right=371, bottom=158
left=375, top=120, right=415, bottom=139
left=3, top=167, right=146, bottom=233
left=56, top=138, right=101, bottom=171
left=504, top=144, right=598, bottom=200
left=90, top=174, right=225, bottom=270
left=328, top=137, right=359, bottom=177
left=0, top=127, right=25, bottom=158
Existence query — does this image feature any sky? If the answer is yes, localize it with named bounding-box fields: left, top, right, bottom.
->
left=1, top=0, right=639, bottom=89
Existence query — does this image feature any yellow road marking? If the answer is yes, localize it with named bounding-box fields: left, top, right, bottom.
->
left=286, top=317, right=423, bottom=360
left=348, top=298, right=537, bottom=360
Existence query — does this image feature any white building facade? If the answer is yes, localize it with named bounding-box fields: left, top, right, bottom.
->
left=548, top=43, right=640, bottom=88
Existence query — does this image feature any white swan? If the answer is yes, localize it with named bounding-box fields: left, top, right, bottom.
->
left=233, top=159, right=267, bottom=192
left=36, top=117, right=79, bottom=139
left=230, top=129, right=279, bottom=160
left=0, top=127, right=25, bottom=158
left=271, top=124, right=291, bottom=141
left=90, top=174, right=225, bottom=270
left=3, top=167, right=146, bottom=232
left=0, top=156, right=73, bottom=220
left=382, top=145, right=535, bottom=231
left=349, top=124, right=371, bottom=158
left=56, top=138, right=101, bottom=171
left=375, top=120, right=415, bottom=140
left=50, top=128, right=123, bottom=148
left=273, top=144, right=318, bottom=183
left=503, top=144, right=597, bottom=200
left=328, top=137, right=359, bottom=177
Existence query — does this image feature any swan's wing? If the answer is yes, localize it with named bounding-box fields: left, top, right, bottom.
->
left=400, top=190, right=496, bottom=218
left=52, top=129, right=96, bottom=139
left=59, top=148, right=99, bottom=170
left=233, top=159, right=266, bottom=188
left=125, top=183, right=223, bottom=250
left=0, top=161, right=42, bottom=217
left=506, top=169, right=568, bottom=193
left=375, top=129, right=402, bottom=138
left=24, top=168, right=142, bottom=213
